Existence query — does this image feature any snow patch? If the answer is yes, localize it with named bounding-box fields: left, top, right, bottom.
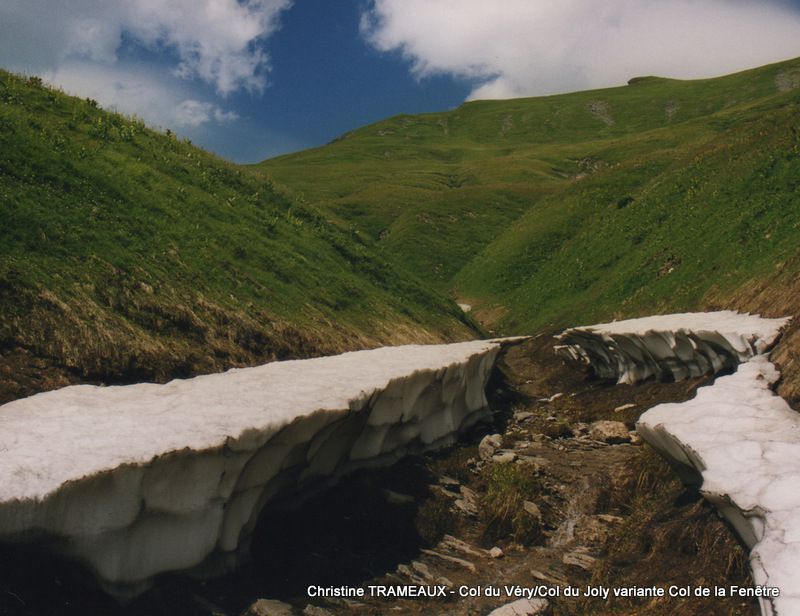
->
left=638, top=357, right=800, bottom=616
left=0, top=339, right=519, bottom=595
left=555, top=311, right=788, bottom=384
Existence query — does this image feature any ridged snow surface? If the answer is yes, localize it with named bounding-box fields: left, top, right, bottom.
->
left=0, top=339, right=516, bottom=594
left=638, top=358, right=800, bottom=616
left=555, top=311, right=789, bottom=384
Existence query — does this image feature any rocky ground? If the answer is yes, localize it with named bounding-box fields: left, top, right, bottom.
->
left=0, top=337, right=761, bottom=616
left=273, top=336, right=758, bottom=616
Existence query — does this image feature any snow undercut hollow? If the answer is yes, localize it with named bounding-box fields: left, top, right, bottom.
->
left=638, top=358, right=800, bottom=616
left=0, top=338, right=521, bottom=597
left=555, top=311, right=789, bottom=384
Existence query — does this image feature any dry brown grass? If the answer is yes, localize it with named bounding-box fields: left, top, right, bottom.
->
left=570, top=448, right=758, bottom=616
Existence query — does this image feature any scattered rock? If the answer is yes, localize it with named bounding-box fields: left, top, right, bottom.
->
left=460, top=485, right=478, bottom=504
left=489, top=546, right=505, bottom=559
left=537, top=393, right=563, bottom=403
left=597, top=513, right=623, bottom=524
left=523, top=500, right=542, bottom=521
left=440, top=534, right=488, bottom=558
left=572, top=422, right=589, bottom=436
left=479, top=434, right=503, bottom=460
left=488, top=598, right=548, bottom=615
left=589, top=420, right=631, bottom=444
left=245, top=599, right=294, bottom=616
left=574, top=515, right=615, bottom=544
left=492, top=451, right=517, bottom=464
left=420, top=548, right=477, bottom=573
left=303, top=606, right=333, bottom=616
left=562, top=549, right=597, bottom=571
left=439, top=475, right=461, bottom=488
left=614, top=403, right=636, bottom=413
left=319, top=597, right=364, bottom=608
left=530, top=568, right=569, bottom=586
left=454, top=485, right=480, bottom=515
left=454, top=498, right=478, bottom=516
left=514, top=411, right=534, bottom=421
left=411, top=560, right=434, bottom=580
left=430, top=484, right=457, bottom=499
left=396, top=564, right=426, bottom=585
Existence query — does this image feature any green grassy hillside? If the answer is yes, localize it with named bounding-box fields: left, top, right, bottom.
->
left=4, top=56, right=800, bottom=402
left=261, top=58, right=800, bottom=333
left=0, top=71, right=475, bottom=401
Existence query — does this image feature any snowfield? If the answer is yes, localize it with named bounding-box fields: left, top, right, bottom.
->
left=555, top=311, right=789, bottom=384
left=560, top=311, right=797, bottom=616
left=0, top=338, right=519, bottom=595
left=638, top=358, right=800, bottom=616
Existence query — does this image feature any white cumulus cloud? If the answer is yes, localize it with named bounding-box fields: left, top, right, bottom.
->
left=174, top=100, right=239, bottom=127
left=40, top=62, right=239, bottom=130
left=0, top=0, right=292, bottom=132
left=0, top=0, right=291, bottom=95
left=361, top=0, right=800, bottom=100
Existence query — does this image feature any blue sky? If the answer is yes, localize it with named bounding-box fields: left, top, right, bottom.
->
left=2, top=1, right=800, bottom=163
left=197, top=1, right=473, bottom=161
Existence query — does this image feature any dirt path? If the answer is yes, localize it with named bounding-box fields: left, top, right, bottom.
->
left=0, top=337, right=760, bottom=616
left=288, top=337, right=760, bottom=616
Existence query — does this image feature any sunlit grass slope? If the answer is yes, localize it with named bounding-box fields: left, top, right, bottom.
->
left=261, top=58, right=800, bottom=332
left=0, top=71, right=474, bottom=393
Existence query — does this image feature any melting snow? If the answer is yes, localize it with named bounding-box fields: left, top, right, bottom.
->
left=0, top=338, right=518, bottom=594
left=638, top=358, right=800, bottom=616
left=555, top=311, right=789, bottom=384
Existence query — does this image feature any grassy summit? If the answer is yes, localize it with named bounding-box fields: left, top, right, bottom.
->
left=260, top=57, right=800, bottom=333
left=0, top=71, right=474, bottom=400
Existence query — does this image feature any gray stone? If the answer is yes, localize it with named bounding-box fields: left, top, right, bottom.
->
left=562, top=549, right=597, bottom=571
left=589, top=420, right=631, bottom=444
left=440, top=534, right=487, bottom=558
left=479, top=433, right=503, bottom=460
left=246, top=599, right=294, bottom=616
left=488, top=598, right=548, bottom=615
left=492, top=452, right=517, bottom=464
left=411, top=560, right=433, bottom=580
left=523, top=500, right=542, bottom=521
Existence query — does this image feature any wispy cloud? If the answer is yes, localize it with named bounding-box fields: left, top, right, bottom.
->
left=40, top=62, right=237, bottom=130
left=362, top=0, right=800, bottom=100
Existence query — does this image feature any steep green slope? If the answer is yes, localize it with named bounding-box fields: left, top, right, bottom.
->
left=260, top=58, right=800, bottom=330
left=0, top=71, right=474, bottom=401
left=456, top=92, right=800, bottom=332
